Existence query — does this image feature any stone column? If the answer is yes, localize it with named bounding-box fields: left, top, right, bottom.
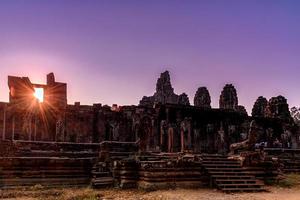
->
left=2, top=105, right=6, bottom=140
left=180, top=129, right=184, bottom=152
left=34, top=115, right=37, bottom=141
left=187, top=121, right=191, bottom=150
left=168, top=126, right=174, bottom=153
left=12, top=116, right=15, bottom=140
left=29, top=117, right=32, bottom=141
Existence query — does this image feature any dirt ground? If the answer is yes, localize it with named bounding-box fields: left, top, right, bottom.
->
left=1, top=186, right=300, bottom=200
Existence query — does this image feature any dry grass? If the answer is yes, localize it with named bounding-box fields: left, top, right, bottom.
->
left=1, top=187, right=83, bottom=200
left=2, top=183, right=300, bottom=200
left=0, top=187, right=145, bottom=200
left=277, top=173, right=300, bottom=188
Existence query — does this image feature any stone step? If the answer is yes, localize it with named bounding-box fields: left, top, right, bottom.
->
left=245, top=171, right=278, bottom=175
left=202, top=154, right=228, bottom=158
left=202, top=158, right=232, bottom=162
left=283, top=162, right=300, bottom=165
left=202, top=164, right=241, bottom=168
left=0, top=172, right=90, bottom=178
left=1, top=183, right=88, bottom=189
left=139, top=177, right=203, bottom=182
left=221, top=187, right=266, bottom=192
left=92, top=165, right=107, bottom=169
left=1, top=165, right=93, bottom=170
left=0, top=173, right=89, bottom=179
left=216, top=179, right=258, bottom=184
left=218, top=183, right=264, bottom=188
left=92, top=177, right=114, bottom=183
left=207, top=168, right=244, bottom=172
left=284, top=169, right=300, bottom=173
left=284, top=166, right=300, bottom=169
left=1, top=169, right=88, bottom=174
left=91, top=171, right=110, bottom=176
left=17, top=151, right=98, bottom=158
left=109, top=151, right=135, bottom=155
left=210, top=171, right=248, bottom=177
left=202, top=156, right=228, bottom=159
left=243, top=167, right=265, bottom=170
left=91, top=177, right=114, bottom=188
left=0, top=177, right=90, bottom=187
left=202, top=160, right=239, bottom=164
left=109, top=156, right=130, bottom=160
left=212, top=175, right=255, bottom=179
left=202, top=154, right=265, bottom=192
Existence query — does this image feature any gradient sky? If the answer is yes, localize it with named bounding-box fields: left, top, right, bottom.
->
left=0, top=0, right=300, bottom=113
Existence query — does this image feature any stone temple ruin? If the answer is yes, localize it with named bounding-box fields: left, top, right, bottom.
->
left=0, top=71, right=300, bottom=192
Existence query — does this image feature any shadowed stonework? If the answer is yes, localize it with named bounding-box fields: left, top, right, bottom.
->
left=0, top=71, right=300, bottom=192
left=219, top=84, right=238, bottom=110
left=252, top=96, right=268, bottom=117
left=139, top=71, right=190, bottom=106
left=194, top=87, right=211, bottom=108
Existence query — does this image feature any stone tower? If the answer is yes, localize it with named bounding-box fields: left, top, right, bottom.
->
left=178, top=93, right=190, bottom=105
left=194, top=87, right=211, bottom=108
left=219, top=84, right=238, bottom=110
left=153, top=71, right=178, bottom=104
left=265, top=95, right=291, bottom=119
left=252, top=96, right=268, bottom=117
left=139, top=71, right=190, bottom=106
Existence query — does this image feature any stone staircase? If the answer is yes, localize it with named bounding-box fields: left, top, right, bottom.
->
left=0, top=157, right=95, bottom=189
left=137, top=154, right=207, bottom=190
left=91, top=161, right=114, bottom=188
left=0, top=141, right=101, bottom=189
left=91, top=141, right=138, bottom=188
left=282, top=159, right=300, bottom=173
left=264, top=148, right=300, bottom=173
left=202, top=154, right=265, bottom=192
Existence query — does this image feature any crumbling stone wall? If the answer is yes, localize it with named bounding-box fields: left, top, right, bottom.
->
left=139, top=71, right=190, bottom=106
left=154, top=104, right=249, bottom=153
left=1, top=72, right=298, bottom=153
left=65, top=104, right=94, bottom=143
left=265, top=96, right=292, bottom=120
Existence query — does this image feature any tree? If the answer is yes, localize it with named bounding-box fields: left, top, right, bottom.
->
left=291, top=107, right=300, bottom=125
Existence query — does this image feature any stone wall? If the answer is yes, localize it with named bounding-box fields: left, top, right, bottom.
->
left=0, top=72, right=298, bottom=153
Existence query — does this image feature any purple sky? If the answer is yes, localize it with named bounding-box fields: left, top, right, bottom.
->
left=0, top=0, right=299, bottom=113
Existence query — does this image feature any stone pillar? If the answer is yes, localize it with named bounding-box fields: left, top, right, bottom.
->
left=168, top=126, right=174, bottom=153
left=180, top=119, right=191, bottom=152
left=2, top=105, right=6, bottom=140
left=180, top=128, right=184, bottom=152
left=34, top=115, right=37, bottom=141
left=12, top=116, right=15, bottom=140
left=187, top=121, right=191, bottom=150
left=29, top=117, right=32, bottom=141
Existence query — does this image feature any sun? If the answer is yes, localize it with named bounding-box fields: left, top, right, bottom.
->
left=33, top=88, right=44, bottom=103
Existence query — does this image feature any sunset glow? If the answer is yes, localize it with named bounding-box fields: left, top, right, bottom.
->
left=0, top=1, right=300, bottom=112
left=34, top=88, right=44, bottom=102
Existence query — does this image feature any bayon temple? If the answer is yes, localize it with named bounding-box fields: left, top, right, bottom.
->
left=0, top=71, right=300, bottom=192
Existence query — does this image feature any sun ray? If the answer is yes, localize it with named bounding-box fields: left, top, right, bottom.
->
left=33, top=88, right=44, bottom=103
